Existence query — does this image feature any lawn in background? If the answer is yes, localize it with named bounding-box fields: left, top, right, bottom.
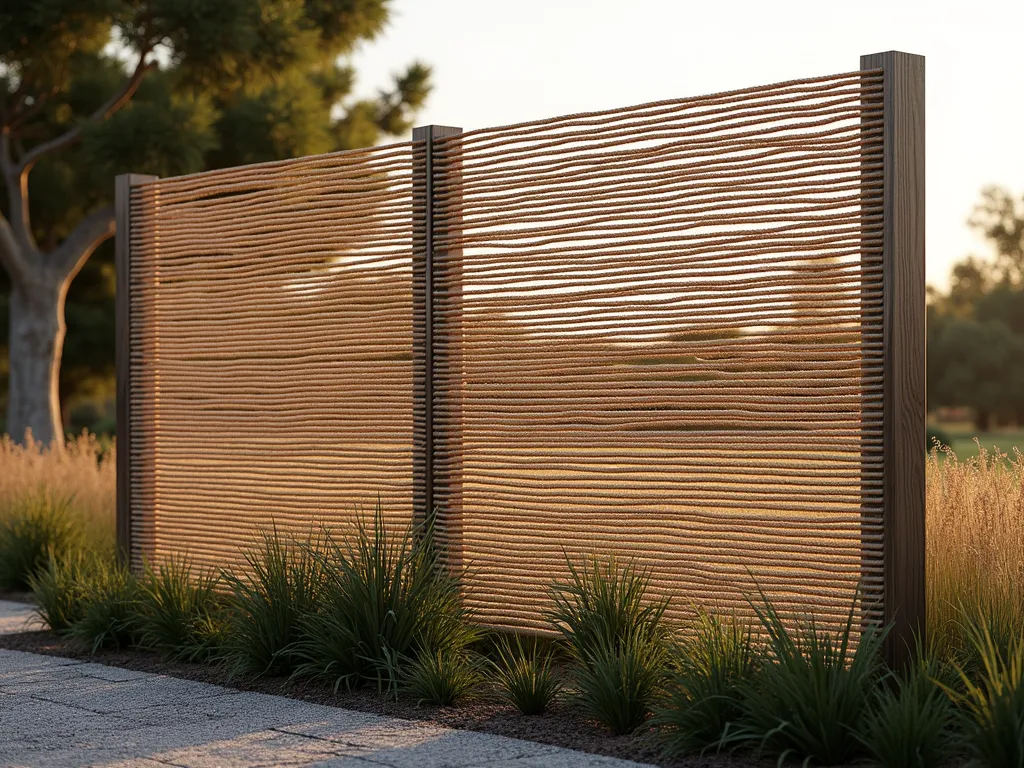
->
left=932, top=420, right=1024, bottom=459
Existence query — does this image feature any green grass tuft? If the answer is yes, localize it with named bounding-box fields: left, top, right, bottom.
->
left=574, top=630, right=669, bottom=735
left=293, top=506, right=477, bottom=694
left=136, top=558, right=225, bottom=661
left=223, top=528, right=325, bottom=677
left=67, top=558, right=140, bottom=653
left=549, top=555, right=669, bottom=660
left=0, top=493, right=78, bottom=591
left=859, top=648, right=955, bottom=768
left=550, top=556, right=671, bottom=735
left=28, top=550, right=94, bottom=632
left=404, top=649, right=483, bottom=706
left=725, top=593, right=886, bottom=765
left=945, top=607, right=1024, bottom=768
left=488, top=635, right=562, bottom=716
left=653, top=610, right=759, bottom=757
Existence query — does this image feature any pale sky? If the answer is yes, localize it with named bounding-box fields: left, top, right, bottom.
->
left=347, top=0, right=1023, bottom=290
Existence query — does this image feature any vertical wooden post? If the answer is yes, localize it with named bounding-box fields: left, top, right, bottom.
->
left=860, top=51, right=926, bottom=666
left=412, top=125, right=463, bottom=537
left=115, top=173, right=157, bottom=567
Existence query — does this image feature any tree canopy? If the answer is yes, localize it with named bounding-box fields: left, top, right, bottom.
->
left=928, top=186, right=1024, bottom=430
left=0, top=0, right=431, bottom=436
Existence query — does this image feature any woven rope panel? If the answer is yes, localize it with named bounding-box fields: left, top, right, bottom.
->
left=126, top=70, right=885, bottom=632
left=429, top=71, right=885, bottom=630
left=127, top=144, right=420, bottom=571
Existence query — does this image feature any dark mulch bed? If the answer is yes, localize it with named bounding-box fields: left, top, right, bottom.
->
left=0, top=629, right=767, bottom=768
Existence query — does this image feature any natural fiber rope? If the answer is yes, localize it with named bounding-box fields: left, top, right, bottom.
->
left=128, top=69, right=885, bottom=632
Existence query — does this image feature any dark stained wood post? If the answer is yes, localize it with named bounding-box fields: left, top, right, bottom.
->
left=860, top=51, right=926, bottom=666
left=115, top=173, right=157, bottom=567
left=412, top=125, right=463, bottom=546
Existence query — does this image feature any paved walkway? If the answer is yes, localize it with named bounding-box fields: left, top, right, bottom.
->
left=0, top=601, right=652, bottom=768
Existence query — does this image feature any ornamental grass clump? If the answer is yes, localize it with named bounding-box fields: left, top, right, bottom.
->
left=945, top=607, right=1024, bottom=768
left=0, top=434, right=115, bottom=552
left=28, top=550, right=94, bottom=632
left=859, top=647, right=955, bottom=768
left=0, top=492, right=78, bottom=591
left=927, top=444, right=1024, bottom=669
left=293, top=507, right=477, bottom=695
left=652, top=609, right=760, bottom=757
left=404, top=649, right=484, bottom=706
left=135, top=558, right=226, bottom=661
left=488, top=635, right=562, bottom=716
left=725, top=594, right=886, bottom=765
left=549, top=556, right=671, bottom=734
left=67, top=557, right=140, bottom=653
left=222, top=528, right=325, bottom=677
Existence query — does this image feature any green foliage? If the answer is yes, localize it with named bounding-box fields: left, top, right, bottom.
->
left=549, top=556, right=670, bottom=661
left=488, top=635, right=562, bottom=716
left=135, top=558, right=225, bottom=661
left=726, top=595, right=886, bottom=765
left=926, top=187, right=1024, bottom=428
left=82, top=75, right=219, bottom=179
left=28, top=550, right=94, bottom=631
left=653, top=610, right=759, bottom=757
left=945, top=608, right=1024, bottom=767
left=1, top=0, right=432, bottom=426
left=860, top=651, right=955, bottom=768
left=0, top=492, right=78, bottom=591
left=404, top=649, right=483, bottom=707
left=223, top=528, right=324, bottom=677
left=550, top=557, right=671, bottom=734
left=293, top=508, right=477, bottom=694
left=928, top=316, right=1024, bottom=430
left=574, top=631, right=670, bottom=735
left=67, top=557, right=139, bottom=653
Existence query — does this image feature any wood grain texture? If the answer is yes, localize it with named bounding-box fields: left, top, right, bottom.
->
left=861, top=51, right=926, bottom=666
left=115, top=174, right=157, bottom=565
left=411, top=125, right=463, bottom=538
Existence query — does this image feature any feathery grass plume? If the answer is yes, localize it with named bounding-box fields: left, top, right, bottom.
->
left=222, top=527, right=325, bottom=677
left=136, top=558, right=225, bottom=661
left=725, top=592, right=886, bottom=765
left=28, top=550, right=95, bottom=632
left=488, top=634, right=562, bottom=716
left=859, top=642, right=955, bottom=768
left=653, top=609, right=760, bottom=757
left=0, top=492, right=78, bottom=591
left=927, top=444, right=1024, bottom=668
left=404, top=649, right=484, bottom=706
left=67, top=558, right=140, bottom=653
left=293, top=505, right=477, bottom=694
left=943, top=606, right=1024, bottom=768
left=549, top=556, right=671, bottom=734
left=0, top=434, right=115, bottom=553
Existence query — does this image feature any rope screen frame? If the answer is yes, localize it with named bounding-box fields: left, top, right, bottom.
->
left=116, top=51, right=924, bottom=664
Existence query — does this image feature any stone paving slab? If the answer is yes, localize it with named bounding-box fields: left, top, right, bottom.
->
left=0, top=642, right=654, bottom=768
left=0, top=599, right=42, bottom=635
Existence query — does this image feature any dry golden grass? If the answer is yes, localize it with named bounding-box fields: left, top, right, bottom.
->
left=0, top=433, right=116, bottom=551
left=1, top=428, right=1019, bottom=653
left=927, top=442, right=1024, bottom=653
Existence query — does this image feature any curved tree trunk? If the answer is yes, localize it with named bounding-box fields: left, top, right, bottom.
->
left=6, top=273, right=66, bottom=446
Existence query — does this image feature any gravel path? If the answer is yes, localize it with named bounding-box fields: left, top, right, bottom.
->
left=0, top=600, right=653, bottom=768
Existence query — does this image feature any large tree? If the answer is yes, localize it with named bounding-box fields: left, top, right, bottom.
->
left=0, top=0, right=429, bottom=445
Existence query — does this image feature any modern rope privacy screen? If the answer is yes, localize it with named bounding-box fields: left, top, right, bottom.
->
left=116, top=144, right=422, bottom=573
left=117, top=51, right=924, bottom=661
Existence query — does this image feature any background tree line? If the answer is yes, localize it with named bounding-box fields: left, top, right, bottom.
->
left=928, top=186, right=1024, bottom=431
